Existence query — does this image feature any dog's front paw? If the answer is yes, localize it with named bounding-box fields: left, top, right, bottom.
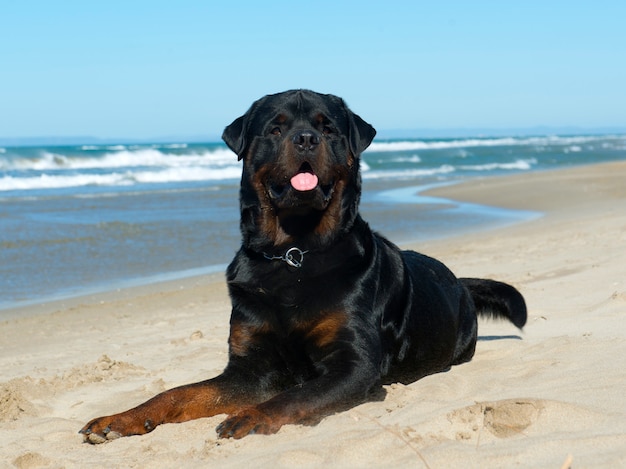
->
left=80, top=413, right=154, bottom=444
left=216, top=407, right=281, bottom=439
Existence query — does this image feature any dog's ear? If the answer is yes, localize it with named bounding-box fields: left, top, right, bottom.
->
left=347, top=109, right=376, bottom=156
left=222, top=115, right=247, bottom=160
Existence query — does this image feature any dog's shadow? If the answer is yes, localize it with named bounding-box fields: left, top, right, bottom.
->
left=477, top=335, right=523, bottom=341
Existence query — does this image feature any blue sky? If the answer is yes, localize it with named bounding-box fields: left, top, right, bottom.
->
left=2, top=1, right=625, bottom=140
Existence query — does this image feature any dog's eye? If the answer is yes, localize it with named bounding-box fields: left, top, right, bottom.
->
left=322, top=126, right=334, bottom=136
left=270, top=127, right=282, bottom=136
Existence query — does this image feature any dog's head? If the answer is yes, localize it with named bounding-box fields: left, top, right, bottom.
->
left=223, top=89, right=376, bottom=251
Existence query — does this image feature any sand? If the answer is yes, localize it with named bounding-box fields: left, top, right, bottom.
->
left=1, top=161, right=625, bottom=468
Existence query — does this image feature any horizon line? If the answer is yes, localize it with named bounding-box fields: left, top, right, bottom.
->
left=1, top=125, right=625, bottom=147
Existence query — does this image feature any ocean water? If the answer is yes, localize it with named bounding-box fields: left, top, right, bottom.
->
left=1, top=135, right=625, bottom=310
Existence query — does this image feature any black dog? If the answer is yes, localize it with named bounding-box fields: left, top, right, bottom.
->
left=80, top=89, right=526, bottom=443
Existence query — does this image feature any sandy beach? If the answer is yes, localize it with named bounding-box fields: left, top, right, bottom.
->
left=1, top=161, right=625, bottom=468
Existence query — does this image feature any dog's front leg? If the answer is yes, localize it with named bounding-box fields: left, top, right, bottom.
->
left=79, top=370, right=266, bottom=444
left=216, top=347, right=380, bottom=439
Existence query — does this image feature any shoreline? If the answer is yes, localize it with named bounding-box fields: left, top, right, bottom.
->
left=1, top=160, right=625, bottom=467
left=0, top=177, right=542, bottom=317
left=0, top=265, right=228, bottom=321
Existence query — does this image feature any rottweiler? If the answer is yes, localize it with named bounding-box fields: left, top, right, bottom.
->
left=80, top=89, right=526, bottom=443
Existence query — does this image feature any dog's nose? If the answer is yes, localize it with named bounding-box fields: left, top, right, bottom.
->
left=292, top=131, right=320, bottom=152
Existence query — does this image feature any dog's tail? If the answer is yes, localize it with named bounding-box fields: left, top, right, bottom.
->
left=460, top=278, right=527, bottom=329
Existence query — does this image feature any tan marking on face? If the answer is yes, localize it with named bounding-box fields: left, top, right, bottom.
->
left=314, top=176, right=347, bottom=239
left=249, top=162, right=293, bottom=246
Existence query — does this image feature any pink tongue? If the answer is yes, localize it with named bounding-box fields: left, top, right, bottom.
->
left=290, top=172, right=319, bottom=191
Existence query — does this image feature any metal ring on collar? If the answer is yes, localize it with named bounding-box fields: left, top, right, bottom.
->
left=283, top=247, right=306, bottom=268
